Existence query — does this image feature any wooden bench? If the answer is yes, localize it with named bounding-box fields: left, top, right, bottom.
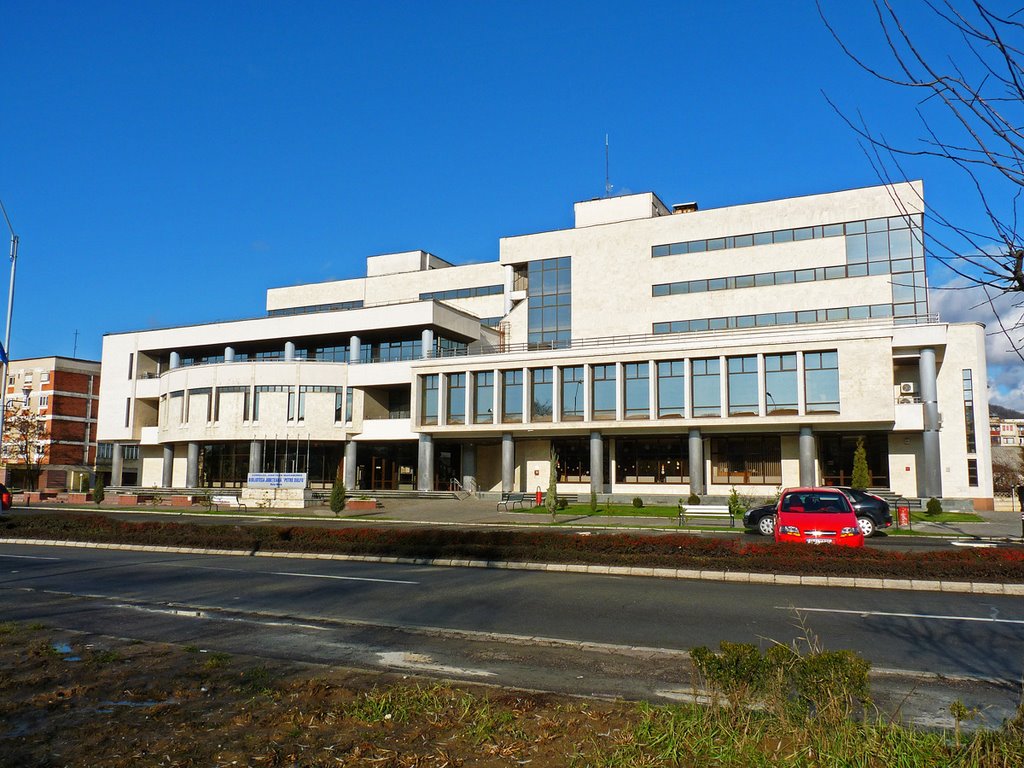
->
left=496, top=492, right=534, bottom=511
left=209, top=494, right=248, bottom=512
left=678, top=504, right=734, bottom=528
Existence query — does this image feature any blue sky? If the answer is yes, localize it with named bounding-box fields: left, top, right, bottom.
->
left=3, top=1, right=1022, bottom=408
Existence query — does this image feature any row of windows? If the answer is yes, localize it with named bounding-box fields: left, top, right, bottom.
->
left=963, top=369, right=977, bottom=456
left=420, top=350, right=839, bottom=425
left=652, top=259, right=925, bottom=298
left=173, top=337, right=469, bottom=369
left=652, top=214, right=923, bottom=258
left=268, top=300, right=364, bottom=317
left=653, top=303, right=903, bottom=335
left=419, top=284, right=503, bottom=301
left=163, top=385, right=354, bottom=425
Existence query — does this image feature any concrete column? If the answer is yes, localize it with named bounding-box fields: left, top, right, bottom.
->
left=344, top=440, right=357, bottom=490
left=284, top=341, right=296, bottom=362
left=462, top=443, right=477, bottom=493
left=417, top=433, right=435, bottom=491
left=799, top=426, right=816, bottom=486
left=169, top=351, right=180, bottom=370
left=920, top=347, right=942, bottom=497
left=501, top=433, right=515, bottom=493
left=421, top=328, right=434, bottom=359
left=349, top=335, right=361, bottom=364
left=249, top=440, right=263, bottom=475
left=161, top=444, right=174, bottom=488
left=225, top=346, right=235, bottom=363
left=688, top=428, right=703, bottom=495
left=186, top=442, right=200, bottom=488
left=111, top=443, right=124, bottom=487
left=590, top=431, right=604, bottom=493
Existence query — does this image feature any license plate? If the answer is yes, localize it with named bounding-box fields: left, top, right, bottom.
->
left=806, top=537, right=833, bottom=545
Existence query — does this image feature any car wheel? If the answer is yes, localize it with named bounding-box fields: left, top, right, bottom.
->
left=857, top=516, right=875, bottom=538
left=758, top=514, right=776, bottom=536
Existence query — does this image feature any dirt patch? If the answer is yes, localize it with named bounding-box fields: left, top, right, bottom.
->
left=0, top=622, right=632, bottom=767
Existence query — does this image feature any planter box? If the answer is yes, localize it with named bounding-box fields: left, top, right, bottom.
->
left=345, top=499, right=379, bottom=511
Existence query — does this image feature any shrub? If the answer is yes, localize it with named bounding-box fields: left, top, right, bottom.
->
left=632, top=496, right=644, bottom=508
left=589, top=489, right=598, bottom=514
left=92, top=477, right=105, bottom=506
left=687, top=492, right=701, bottom=506
left=851, top=436, right=870, bottom=490
left=329, top=476, right=347, bottom=514
left=557, top=497, right=568, bottom=510
left=926, top=497, right=943, bottom=516
left=727, top=487, right=745, bottom=519
left=79, top=475, right=90, bottom=493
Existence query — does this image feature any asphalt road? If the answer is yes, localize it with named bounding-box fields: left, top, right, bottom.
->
left=1, top=542, right=1021, bottom=729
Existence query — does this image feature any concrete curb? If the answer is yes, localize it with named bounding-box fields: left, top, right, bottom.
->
left=2, top=537, right=1022, bottom=595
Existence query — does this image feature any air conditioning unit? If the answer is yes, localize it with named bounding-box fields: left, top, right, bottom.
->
left=899, top=382, right=916, bottom=394
left=897, top=396, right=915, bottom=404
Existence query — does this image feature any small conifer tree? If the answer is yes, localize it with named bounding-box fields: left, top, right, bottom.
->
left=851, top=436, right=870, bottom=491
left=329, top=474, right=347, bottom=514
left=93, top=476, right=105, bottom=506
left=589, top=488, right=598, bottom=514
left=545, top=449, right=559, bottom=521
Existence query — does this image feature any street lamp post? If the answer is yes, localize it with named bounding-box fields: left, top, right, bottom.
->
left=0, top=200, right=19, bottom=474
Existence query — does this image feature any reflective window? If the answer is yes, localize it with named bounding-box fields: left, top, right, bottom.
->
left=474, top=371, right=494, bottom=424
left=623, top=362, right=650, bottom=419
left=446, top=373, right=465, bottom=425
left=531, top=368, right=553, bottom=422
left=691, top=358, right=721, bottom=418
left=615, top=437, right=689, bottom=484
left=804, top=351, right=840, bottom=413
left=502, top=370, right=523, bottom=423
left=591, top=364, right=617, bottom=420
left=657, top=360, right=685, bottom=418
left=421, top=375, right=439, bottom=425
left=561, top=366, right=585, bottom=421
left=764, top=354, right=798, bottom=414
left=727, top=356, right=758, bottom=416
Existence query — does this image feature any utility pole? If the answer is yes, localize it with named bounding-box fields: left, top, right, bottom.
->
left=0, top=200, right=19, bottom=474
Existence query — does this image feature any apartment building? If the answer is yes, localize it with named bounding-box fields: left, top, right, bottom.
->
left=991, top=417, right=1024, bottom=447
left=2, top=356, right=101, bottom=491
left=96, top=181, right=994, bottom=508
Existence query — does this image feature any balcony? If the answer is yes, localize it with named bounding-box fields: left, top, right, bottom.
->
left=894, top=397, right=924, bottom=431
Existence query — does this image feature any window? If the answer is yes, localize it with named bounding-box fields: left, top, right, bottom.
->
left=215, top=386, right=250, bottom=421
left=711, top=435, right=781, bottom=485
left=447, top=373, right=465, bottom=425
left=805, top=351, right=840, bottom=413
left=623, top=362, right=649, bottom=419
left=963, top=369, right=976, bottom=453
left=691, top=358, right=721, bottom=417
left=527, top=256, right=571, bottom=347
left=561, top=366, right=584, bottom=421
left=727, top=356, right=758, bottom=416
left=128, top=353, right=134, bottom=379
left=657, top=360, right=685, bottom=418
left=474, top=371, right=494, bottom=424
left=38, top=395, right=49, bottom=409
left=345, top=389, right=354, bottom=423
left=591, top=364, right=616, bottom=420
left=421, top=375, right=439, bottom=425
left=531, top=368, right=553, bottom=422
left=764, top=354, right=798, bottom=414
left=501, top=370, right=523, bottom=423
left=615, top=437, right=689, bottom=484
left=335, top=392, right=344, bottom=422
left=124, top=398, right=132, bottom=428
left=967, top=458, right=979, bottom=487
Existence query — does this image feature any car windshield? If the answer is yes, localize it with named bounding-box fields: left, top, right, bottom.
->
left=781, top=491, right=850, bottom=513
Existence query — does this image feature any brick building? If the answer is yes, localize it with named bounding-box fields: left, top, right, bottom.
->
left=2, top=357, right=101, bottom=491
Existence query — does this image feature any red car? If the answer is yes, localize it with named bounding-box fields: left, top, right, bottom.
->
left=774, top=487, right=864, bottom=548
left=0, top=482, right=10, bottom=511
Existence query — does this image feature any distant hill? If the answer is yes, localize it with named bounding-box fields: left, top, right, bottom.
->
left=991, top=403, right=1024, bottom=419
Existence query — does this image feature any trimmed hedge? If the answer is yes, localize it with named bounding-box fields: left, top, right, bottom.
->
left=2, top=513, right=1023, bottom=582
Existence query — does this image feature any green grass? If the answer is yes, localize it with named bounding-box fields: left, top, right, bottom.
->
left=911, top=510, right=985, bottom=523
left=516, top=503, right=680, bottom=517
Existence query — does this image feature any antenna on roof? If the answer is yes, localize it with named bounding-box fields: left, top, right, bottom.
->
left=604, top=134, right=612, bottom=197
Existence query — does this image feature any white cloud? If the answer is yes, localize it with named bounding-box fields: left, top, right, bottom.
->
left=930, top=279, right=1024, bottom=410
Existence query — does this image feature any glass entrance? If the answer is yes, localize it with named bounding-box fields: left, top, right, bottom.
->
left=818, top=434, right=889, bottom=487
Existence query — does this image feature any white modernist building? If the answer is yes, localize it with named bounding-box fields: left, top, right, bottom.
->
left=97, top=181, right=994, bottom=508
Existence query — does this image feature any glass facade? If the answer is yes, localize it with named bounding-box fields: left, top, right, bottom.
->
left=805, top=351, right=840, bottom=413
left=657, top=361, right=685, bottom=418
left=446, top=373, right=465, bottom=425
left=502, top=369, right=523, bottom=422
left=615, top=437, right=689, bottom=484
left=727, top=356, right=758, bottom=416
left=691, top=358, right=721, bottom=418
left=710, top=436, right=782, bottom=485
left=531, top=368, right=553, bottom=422
left=420, top=375, right=438, bottom=425
left=764, top=354, right=798, bottom=414
left=527, top=256, right=571, bottom=347
left=591, top=364, right=616, bottom=420
left=474, top=371, right=494, bottom=424
left=654, top=303, right=894, bottom=335
left=623, top=363, right=649, bottom=418
left=561, top=366, right=585, bottom=421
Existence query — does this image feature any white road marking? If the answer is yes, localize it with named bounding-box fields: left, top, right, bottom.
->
left=377, top=651, right=495, bottom=678
left=0, top=553, right=60, bottom=560
left=779, top=606, right=1024, bottom=626
left=270, top=570, right=418, bottom=585
left=151, top=561, right=418, bottom=585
